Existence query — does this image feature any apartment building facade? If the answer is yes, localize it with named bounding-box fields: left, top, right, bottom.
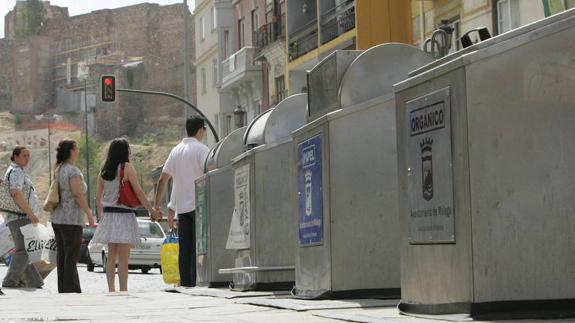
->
left=285, top=0, right=413, bottom=95
left=412, top=0, right=575, bottom=54
left=197, top=0, right=287, bottom=140
left=253, top=0, right=287, bottom=110
left=195, top=0, right=236, bottom=142
left=219, top=0, right=264, bottom=128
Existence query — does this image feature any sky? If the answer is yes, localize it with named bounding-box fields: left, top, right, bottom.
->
left=0, top=0, right=196, bottom=38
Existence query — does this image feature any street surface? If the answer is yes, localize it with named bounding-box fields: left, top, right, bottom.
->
left=0, top=263, right=168, bottom=294
left=1, top=264, right=575, bottom=322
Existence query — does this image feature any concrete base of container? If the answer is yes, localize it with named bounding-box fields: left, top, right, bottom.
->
left=196, top=281, right=231, bottom=288
left=399, top=298, right=575, bottom=320
left=293, top=287, right=401, bottom=300
left=230, top=281, right=295, bottom=292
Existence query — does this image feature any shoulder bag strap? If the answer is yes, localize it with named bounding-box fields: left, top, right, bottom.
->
left=55, top=166, right=61, bottom=196
left=120, top=163, right=125, bottom=182
left=6, top=168, right=31, bottom=213
left=6, top=169, right=13, bottom=184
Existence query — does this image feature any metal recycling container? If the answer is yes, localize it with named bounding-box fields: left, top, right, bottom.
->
left=223, top=94, right=308, bottom=291
left=195, top=127, right=247, bottom=287
left=395, top=9, right=575, bottom=318
left=292, top=45, right=433, bottom=299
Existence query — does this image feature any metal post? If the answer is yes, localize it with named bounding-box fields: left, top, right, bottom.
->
left=117, top=88, right=220, bottom=142
left=183, top=0, right=191, bottom=119
left=84, top=79, right=91, bottom=208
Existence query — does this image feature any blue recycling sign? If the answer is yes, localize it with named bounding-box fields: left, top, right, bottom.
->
left=298, top=134, right=324, bottom=246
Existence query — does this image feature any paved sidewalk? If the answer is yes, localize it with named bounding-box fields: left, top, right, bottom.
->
left=0, top=263, right=167, bottom=294
left=2, top=287, right=575, bottom=323
left=0, top=289, right=354, bottom=323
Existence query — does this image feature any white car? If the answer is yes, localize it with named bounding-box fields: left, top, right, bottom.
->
left=88, top=218, right=166, bottom=274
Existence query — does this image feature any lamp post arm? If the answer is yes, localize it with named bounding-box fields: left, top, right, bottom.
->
left=116, top=88, right=219, bottom=142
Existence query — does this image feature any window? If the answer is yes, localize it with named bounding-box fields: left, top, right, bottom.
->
left=200, top=16, right=206, bottom=40
left=497, top=0, right=520, bottom=34
left=212, top=59, right=218, bottom=87
left=223, top=30, right=230, bottom=58
left=201, top=67, right=206, bottom=94
left=238, top=18, right=246, bottom=49
left=543, top=0, right=575, bottom=16
left=252, top=8, right=259, bottom=33
left=211, top=7, right=217, bottom=30
left=265, top=0, right=274, bottom=23
left=278, top=0, right=286, bottom=37
left=138, top=222, right=164, bottom=239
left=275, top=75, right=286, bottom=102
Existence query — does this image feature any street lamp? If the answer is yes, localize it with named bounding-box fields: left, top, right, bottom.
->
left=437, top=20, right=454, bottom=50
left=34, top=114, right=61, bottom=185
left=234, top=105, right=246, bottom=128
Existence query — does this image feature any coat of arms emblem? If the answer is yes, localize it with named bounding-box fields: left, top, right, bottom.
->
left=304, top=169, right=313, bottom=216
left=420, top=137, right=434, bottom=201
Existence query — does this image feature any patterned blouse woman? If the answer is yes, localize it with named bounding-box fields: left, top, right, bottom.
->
left=50, top=140, right=95, bottom=293
left=2, top=146, right=43, bottom=289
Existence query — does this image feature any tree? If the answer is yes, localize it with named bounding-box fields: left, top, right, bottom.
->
left=77, top=134, right=101, bottom=207
left=16, top=0, right=45, bottom=39
left=26, top=0, right=44, bottom=35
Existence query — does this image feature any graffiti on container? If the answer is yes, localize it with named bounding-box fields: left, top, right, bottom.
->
left=226, top=164, right=251, bottom=250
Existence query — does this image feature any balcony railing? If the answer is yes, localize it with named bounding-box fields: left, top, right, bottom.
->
left=288, top=20, right=318, bottom=62
left=254, top=14, right=286, bottom=53
left=320, top=0, right=356, bottom=44
left=221, top=46, right=260, bottom=86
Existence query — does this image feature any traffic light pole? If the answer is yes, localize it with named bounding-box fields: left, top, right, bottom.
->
left=116, top=88, right=220, bottom=142
left=84, top=79, right=91, bottom=209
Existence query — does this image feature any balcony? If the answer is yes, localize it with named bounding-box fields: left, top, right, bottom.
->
left=254, top=14, right=286, bottom=54
left=288, top=20, right=318, bottom=62
left=320, top=0, right=356, bottom=45
left=221, top=46, right=262, bottom=90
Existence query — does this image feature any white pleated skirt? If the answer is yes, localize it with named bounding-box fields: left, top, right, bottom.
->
left=92, top=212, right=139, bottom=245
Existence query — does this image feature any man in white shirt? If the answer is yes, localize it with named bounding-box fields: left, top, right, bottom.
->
left=154, top=117, right=210, bottom=287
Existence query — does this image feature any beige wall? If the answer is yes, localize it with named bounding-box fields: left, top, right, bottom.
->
left=195, top=0, right=219, bottom=59
left=411, top=0, right=550, bottom=50
left=196, top=52, right=220, bottom=147
left=195, top=0, right=220, bottom=146
left=261, top=41, right=286, bottom=107
left=518, top=0, right=545, bottom=26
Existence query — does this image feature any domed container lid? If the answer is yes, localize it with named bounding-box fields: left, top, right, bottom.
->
left=205, top=126, right=248, bottom=172
left=263, top=93, right=308, bottom=144
left=243, top=94, right=309, bottom=149
left=244, top=108, right=274, bottom=149
left=339, top=43, right=434, bottom=107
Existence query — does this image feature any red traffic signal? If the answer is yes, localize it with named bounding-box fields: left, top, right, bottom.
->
left=101, top=75, right=116, bottom=102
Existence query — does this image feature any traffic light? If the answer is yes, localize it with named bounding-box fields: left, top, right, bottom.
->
left=101, top=75, right=116, bottom=102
